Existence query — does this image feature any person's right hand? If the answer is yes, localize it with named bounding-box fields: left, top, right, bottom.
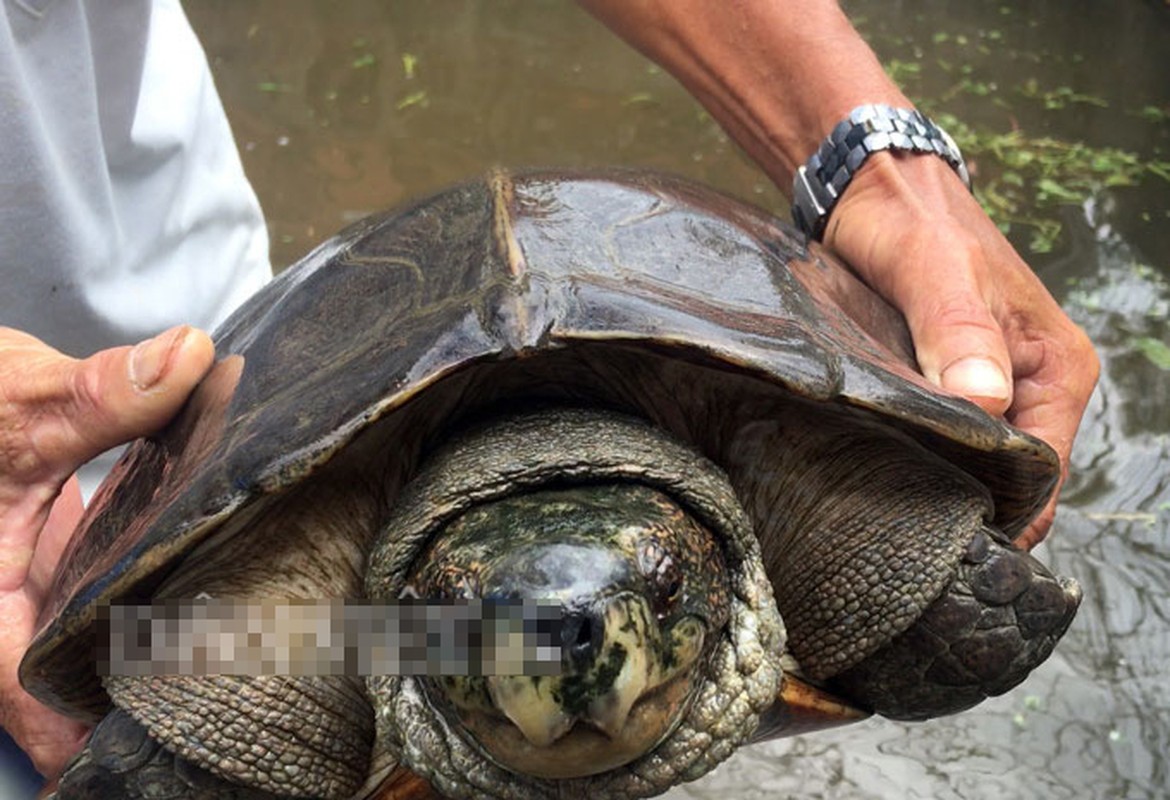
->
left=0, top=325, right=215, bottom=779
left=578, top=0, right=1099, bottom=548
left=825, top=152, right=1100, bottom=547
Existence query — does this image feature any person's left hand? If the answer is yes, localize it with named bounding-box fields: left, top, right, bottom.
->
left=0, top=325, right=215, bottom=779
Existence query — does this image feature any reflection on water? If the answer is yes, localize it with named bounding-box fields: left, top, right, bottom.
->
left=186, top=1, right=1170, bottom=797
left=191, top=0, right=778, bottom=268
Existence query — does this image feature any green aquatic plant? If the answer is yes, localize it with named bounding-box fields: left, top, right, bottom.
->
left=928, top=112, right=1170, bottom=253
left=1134, top=337, right=1170, bottom=371
left=859, top=11, right=1170, bottom=254
left=396, top=90, right=429, bottom=111
left=402, top=52, right=418, bottom=80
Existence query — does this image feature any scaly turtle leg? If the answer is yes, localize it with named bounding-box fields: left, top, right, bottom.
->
left=51, top=707, right=275, bottom=800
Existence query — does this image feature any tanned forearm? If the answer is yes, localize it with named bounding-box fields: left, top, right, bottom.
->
left=579, top=0, right=911, bottom=189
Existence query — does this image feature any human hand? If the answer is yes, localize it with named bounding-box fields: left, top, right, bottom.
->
left=576, top=0, right=1099, bottom=547
left=824, top=152, right=1099, bottom=548
left=0, top=325, right=215, bottom=778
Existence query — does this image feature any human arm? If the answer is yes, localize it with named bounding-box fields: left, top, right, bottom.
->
left=580, top=0, right=1099, bottom=546
left=0, top=325, right=214, bottom=778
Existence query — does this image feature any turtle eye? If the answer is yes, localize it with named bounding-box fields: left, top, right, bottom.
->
left=655, top=570, right=684, bottom=617
left=653, top=559, right=684, bottom=614
left=637, top=541, right=683, bottom=613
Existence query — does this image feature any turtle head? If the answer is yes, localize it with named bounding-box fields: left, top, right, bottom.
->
left=365, top=408, right=787, bottom=796
left=404, top=483, right=730, bottom=779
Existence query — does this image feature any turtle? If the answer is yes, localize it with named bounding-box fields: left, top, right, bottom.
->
left=20, top=168, right=1082, bottom=800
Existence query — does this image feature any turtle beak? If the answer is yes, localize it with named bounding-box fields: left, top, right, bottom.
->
left=488, top=679, right=574, bottom=747
left=464, top=591, right=705, bottom=779
left=583, top=597, right=706, bottom=741
left=489, top=593, right=695, bottom=746
left=585, top=638, right=647, bottom=740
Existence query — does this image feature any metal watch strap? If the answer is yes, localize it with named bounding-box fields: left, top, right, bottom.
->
left=791, top=104, right=971, bottom=241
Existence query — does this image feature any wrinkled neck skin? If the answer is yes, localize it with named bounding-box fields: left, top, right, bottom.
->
left=363, top=408, right=785, bottom=800
left=721, top=404, right=994, bottom=681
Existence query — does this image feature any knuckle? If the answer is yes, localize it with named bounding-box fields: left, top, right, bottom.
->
left=0, top=351, right=123, bottom=483
left=0, top=385, right=51, bottom=483
left=64, top=352, right=126, bottom=451
left=929, top=292, right=1000, bottom=330
left=1045, top=319, right=1100, bottom=399
left=69, top=353, right=112, bottom=423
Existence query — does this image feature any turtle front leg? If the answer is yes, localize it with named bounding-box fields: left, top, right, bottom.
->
left=58, top=674, right=375, bottom=800
left=51, top=707, right=276, bottom=800
left=826, top=525, right=1082, bottom=720
left=730, top=419, right=1081, bottom=726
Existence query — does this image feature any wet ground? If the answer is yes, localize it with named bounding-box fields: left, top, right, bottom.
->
left=180, top=2, right=1170, bottom=798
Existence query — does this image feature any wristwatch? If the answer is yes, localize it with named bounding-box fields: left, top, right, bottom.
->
left=791, top=104, right=971, bottom=241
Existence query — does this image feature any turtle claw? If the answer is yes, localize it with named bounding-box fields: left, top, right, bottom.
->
left=751, top=674, right=870, bottom=743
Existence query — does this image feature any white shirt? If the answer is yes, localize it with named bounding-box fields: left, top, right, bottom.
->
left=0, top=0, right=271, bottom=358
left=0, top=3, right=272, bottom=785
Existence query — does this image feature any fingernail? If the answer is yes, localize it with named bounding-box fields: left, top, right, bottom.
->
left=129, top=327, right=188, bottom=391
left=940, top=356, right=1011, bottom=402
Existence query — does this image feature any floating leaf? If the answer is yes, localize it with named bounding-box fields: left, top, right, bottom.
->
left=1036, top=178, right=1082, bottom=203
left=1149, top=162, right=1170, bottom=182
left=352, top=53, right=376, bottom=69
left=1029, top=220, right=1063, bottom=254
left=1020, top=81, right=1108, bottom=110
left=622, top=92, right=655, bottom=106
left=402, top=53, right=418, bottom=79
left=396, top=90, right=429, bottom=111
left=885, top=59, right=922, bottom=84
left=1134, top=337, right=1170, bottom=371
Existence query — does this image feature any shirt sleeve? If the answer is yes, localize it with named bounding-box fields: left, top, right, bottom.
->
left=0, top=0, right=271, bottom=358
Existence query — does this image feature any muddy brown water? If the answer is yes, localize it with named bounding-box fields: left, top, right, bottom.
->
left=186, top=1, right=1170, bottom=797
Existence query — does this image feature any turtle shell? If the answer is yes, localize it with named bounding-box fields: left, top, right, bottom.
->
left=21, top=168, right=1058, bottom=719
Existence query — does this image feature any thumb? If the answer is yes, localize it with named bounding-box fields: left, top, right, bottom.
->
left=820, top=153, right=1016, bottom=417
left=0, top=325, right=215, bottom=486
left=65, top=324, right=217, bottom=461
left=906, top=292, right=1014, bottom=416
